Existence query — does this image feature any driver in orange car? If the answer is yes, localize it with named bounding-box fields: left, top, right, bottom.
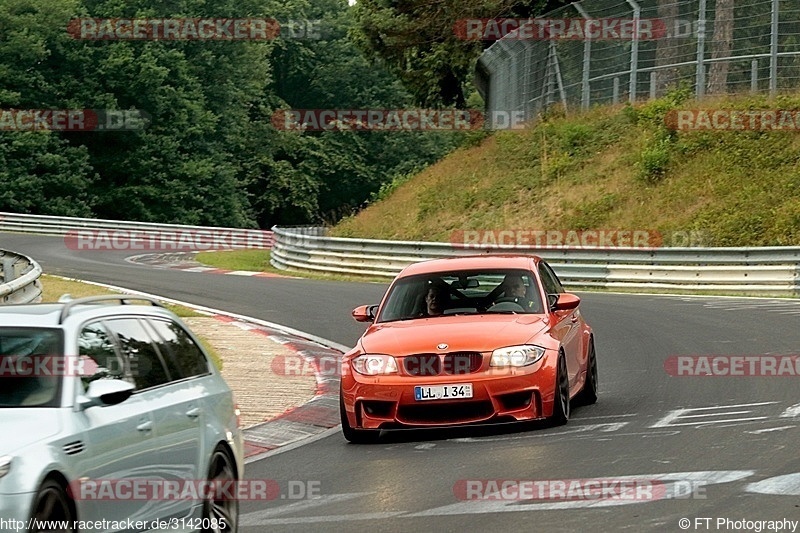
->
left=424, top=283, right=448, bottom=316
left=495, top=274, right=537, bottom=311
left=503, top=274, right=527, bottom=298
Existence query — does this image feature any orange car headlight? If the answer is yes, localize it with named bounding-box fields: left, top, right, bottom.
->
left=352, top=354, right=398, bottom=375
left=490, top=345, right=546, bottom=367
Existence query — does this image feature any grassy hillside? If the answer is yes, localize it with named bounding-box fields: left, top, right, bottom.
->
left=332, top=89, right=800, bottom=247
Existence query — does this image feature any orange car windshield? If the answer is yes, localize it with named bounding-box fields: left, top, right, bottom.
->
left=376, top=269, right=542, bottom=322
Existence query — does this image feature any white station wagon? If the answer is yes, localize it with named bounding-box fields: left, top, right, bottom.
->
left=0, top=296, right=243, bottom=533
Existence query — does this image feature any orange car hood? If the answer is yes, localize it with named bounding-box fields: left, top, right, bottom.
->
left=360, top=314, right=549, bottom=355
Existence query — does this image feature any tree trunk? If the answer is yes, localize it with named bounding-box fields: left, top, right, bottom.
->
left=655, top=0, right=681, bottom=94
left=708, top=0, right=735, bottom=94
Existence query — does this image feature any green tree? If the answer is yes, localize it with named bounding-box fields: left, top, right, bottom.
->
left=351, top=0, right=566, bottom=108
left=258, top=0, right=461, bottom=224
left=0, top=0, right=96, bottom=216
left=0, top=0, right=469, bottom=227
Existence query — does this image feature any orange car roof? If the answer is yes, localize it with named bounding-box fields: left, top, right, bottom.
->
left=398, top=254, right=540, bottom=277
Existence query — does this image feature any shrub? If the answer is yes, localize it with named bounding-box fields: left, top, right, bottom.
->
left=637, top=138, right=671, bottom=183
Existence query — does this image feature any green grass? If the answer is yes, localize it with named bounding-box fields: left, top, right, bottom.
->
left=40, top=275, right=223, bottom=369
left=195, top=336, right=223, bottom=371
left=41, top=275, right=127, bottom=302
left=331, top=89, right=800, bottom=247
left=195, top=250, right=273, bottom=272
left=194, top=250, right=390, bottom=283
left=42, top=275, right=204, bottom=317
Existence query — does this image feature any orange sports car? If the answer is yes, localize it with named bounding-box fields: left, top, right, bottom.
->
left=340, top=255, right=597, bottom=443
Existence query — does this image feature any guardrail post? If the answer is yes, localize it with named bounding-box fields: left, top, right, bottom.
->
left=795, top=266, right=800, bottom=297
left=2, top=257, right=15, bottom=283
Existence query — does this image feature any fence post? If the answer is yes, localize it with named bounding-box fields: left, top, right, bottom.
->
left=523, top=44, right=533, bottom=118
left=751, top=59, right=759, bottom=93
left=551, top=41, right=568, bottom=110
left=574, top=2, right=593, bottom=110
left=770, top=0, right=779, bottom=97
left=613, top=77, right=620, bottom=104
left=695, top=0, right=707, bottom=98
left=510, top=44, right=520, bottom=111
left=626, top=0, right=641, bottom=103
left=650, top=71, right=657, bottom=99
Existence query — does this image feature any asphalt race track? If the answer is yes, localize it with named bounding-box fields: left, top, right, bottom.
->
left=4, top=233, right=800, bottom=532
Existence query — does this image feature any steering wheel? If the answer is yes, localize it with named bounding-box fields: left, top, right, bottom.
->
left=487, top=301, right=525, bottom=313
left=493, top=296, right=533, bottom=312
left=494, top=296, right=524, bottom=307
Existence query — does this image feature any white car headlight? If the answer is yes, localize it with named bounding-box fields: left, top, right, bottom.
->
left=0, top=456, right=11, bottom=479
left=352, top=354, right=398, bottom=375
left=490, top=345, right=546, bottom=367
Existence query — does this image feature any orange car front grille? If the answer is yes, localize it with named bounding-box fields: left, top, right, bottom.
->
left=397, top=400, right=495, bottom=424
left=401, top=352, right=483, bottom=376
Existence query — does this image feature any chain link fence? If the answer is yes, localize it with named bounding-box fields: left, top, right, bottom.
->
left=475, top=0, right=800, bottom=127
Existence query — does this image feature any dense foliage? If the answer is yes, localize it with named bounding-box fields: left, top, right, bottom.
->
left=351, top=0, right=566, bottom=108
left=0, top=0, right=471, bottom=226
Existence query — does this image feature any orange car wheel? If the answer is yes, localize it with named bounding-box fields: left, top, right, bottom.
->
left=574, top=338, right=598, bottom=406
left=549, top=354, right=570, bottom=426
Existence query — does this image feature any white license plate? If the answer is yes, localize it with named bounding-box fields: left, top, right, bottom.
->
left=414, top=384, right=473, bottom=401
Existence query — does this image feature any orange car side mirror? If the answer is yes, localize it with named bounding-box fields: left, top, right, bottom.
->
left=352, top=305, right=378, bottom=323
left=552, top=293, right=581, bottom=311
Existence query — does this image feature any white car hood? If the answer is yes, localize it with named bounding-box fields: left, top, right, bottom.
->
left=0, top=409, right=63, bottom=456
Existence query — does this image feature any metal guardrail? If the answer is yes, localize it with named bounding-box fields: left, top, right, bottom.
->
left=0, top=211, right=276, bottom=304
left=3, top=214, right=797, bottom=296
left=0, top=250, right=43, bottom=304
left=0, top=212, right=274, bottom=249
left=270, top=226, right=800, bottom=295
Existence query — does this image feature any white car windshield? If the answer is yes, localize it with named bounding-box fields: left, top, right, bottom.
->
left=0, top=328, right=63, bottom=408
